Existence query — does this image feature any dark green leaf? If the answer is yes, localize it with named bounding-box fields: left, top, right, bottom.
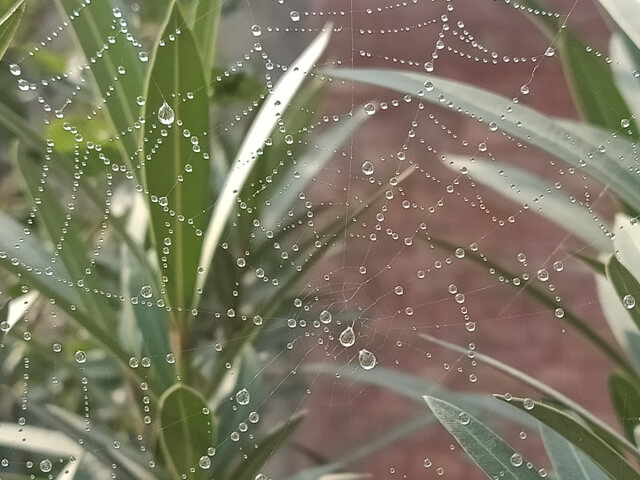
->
left=192, top=0, right=222, bottom=78
left=425, top=396, right=540, bottom=480
left=158, top=384, right=217, bottom=479
left=496, top=396, right=640, bottom=480
left=540, top=423, right=609, bottom=480
left=142, top=2, right=211, bottom=312
left=609, top=371, right=640, bottom=444
left=606, top=256, right=640, bottom=331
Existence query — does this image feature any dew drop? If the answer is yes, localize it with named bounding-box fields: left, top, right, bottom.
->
left=236, top=388, right=250, bottom=405
left=358, top=349, right=377, bottom=370
left=339, top=326, right=355, bottom=347
left=158, top=101, right=175, bottom=126
left=361, top=161, right=374, bottom=176
left=624, top=294, right=636, bottom=310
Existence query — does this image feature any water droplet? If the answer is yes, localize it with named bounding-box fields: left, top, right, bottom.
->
left=250, top=25, right=262, bottom=37
left=339, top=326, right=355, bottom=347
left=74, top=350, right=87, bottom=364
left=358, top=349, right=376, bottom=370
left=9, top=64, right=20, bottom=76
left=361, top=161, right=374, bottom=175
left=457, top=412, right=470, bottom=425
left=199, top=456, right=211, bottom=469
left=624, top=294, right=636, bottom=309
left=319, top=309, right=332, bottom=324
left=140, top=284, right=153, bottom=298
left=290, top=10, right=300, bottom=21
left=523, top=397, right=534, bottom=410
left=236, top=388, right=250, bottom=405
left=364, top=103, right=376, bottom=116
left=138, top=51, right=149, bottom=62
left=40, top=459, right=52, bottom=473
left=536, top=269, right=549, bottom=282
left=510, top=453, right=523, bottom=467
left=158, top=101, right=175, bottom=126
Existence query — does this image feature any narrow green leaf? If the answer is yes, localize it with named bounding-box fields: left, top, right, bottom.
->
left=327, top=68, right=640, bottom=212
left=158, top=384, right=217, bottom=479
left=444, top=154, right=611, bottom=252
left=196, top=25, right=332, bottom=302
left=0, top=0, right=24, bottom=61
left=539, top=423, right=609, bottom=480
left=606, top=256, right=640, bottom=331
left=421, top=333, right=640, bottom=460
left=192, top=0, right=222, bottom=78
left=497, top=396, right=640, bottom=480
left=427, top=236, right=633, bottom=374
left=225, top=410, right=306, bottom=480
left=515, top=0, right=637, bottom=136
left=142, top=2, right=211, bottom=312
left=611, top=34, right=640, bottom=115
left=424, top=396, right=540, bottom=480
left=609, top=372, right=640, bottom=444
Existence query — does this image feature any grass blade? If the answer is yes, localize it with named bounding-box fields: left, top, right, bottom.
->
left=142, top=1, right=211, bottom=314
left=424, top=396, right=540, bottom=480
left=496, top=396, right=640, bottom=480
left=606, top=256, right=640, bottom=331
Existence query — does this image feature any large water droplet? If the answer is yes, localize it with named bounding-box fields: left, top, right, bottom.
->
left=290, top=10, right=300, bottom=21
left=140, top=284, right=153, bottom=299
left=158, top=101, right=175, bottom=126
left=74, top=350, right=87, bottom=364
left=624, top=294, right=636, bottom=310
left=358, top=349, right=376, bottom=370
left=9, top=64, right=21, bottom=76
left=361, top=161, right=374, bottom=175
left=339, top=326, right=355, bottom=347
left=199, top=456, right=211, bottom=470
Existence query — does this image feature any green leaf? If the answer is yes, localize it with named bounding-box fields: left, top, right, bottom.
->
left=158, top=384, right=217, bottom=479
left=496, top=396, right=640, bottom=480
left=611, top=34, right=640, bottom=115
left=424, top=396, right=540, bottom=480
left=224, top=410, right=306, bottom=480
left=55, top=0, right=145, bottom=160
left=420, top=333, right=640, bottom=460
left=196, top=25, right=332, bottom=302
left=326, top=68, right=640, bottom=212
left=142, top=2, right=211, bottom=312
left=606, top=256, right=640, bottom=331
left=539, top=423, right=609, bottom=480
left=444, top=154, right=611, bottom=252
left=192, top=0, right=222, bottom=79
left=609, top=372, right=640, bottom=444
left=514, top=0, right=637, bottom=136
left=0, top=0, right=24, bottom=61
